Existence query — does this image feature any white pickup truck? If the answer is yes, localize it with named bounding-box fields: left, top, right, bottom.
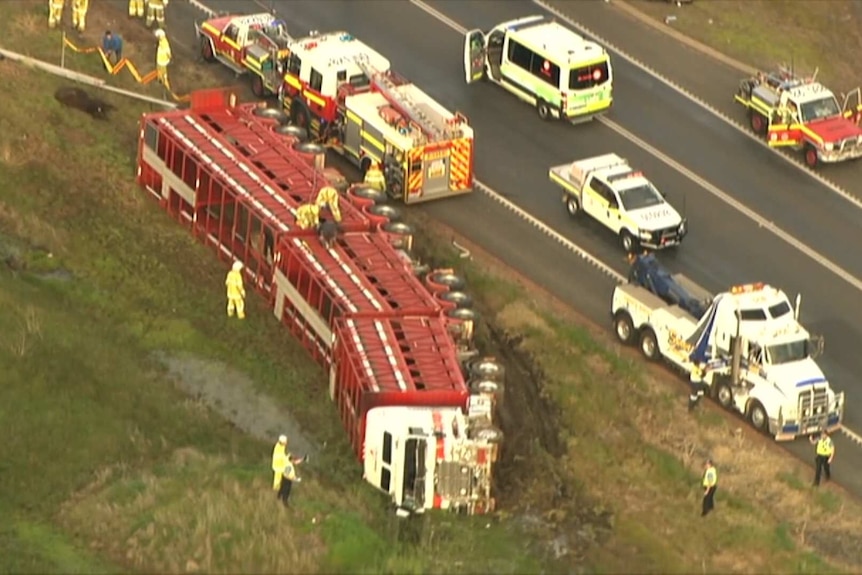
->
left=549, top=154, right=687, bottom=252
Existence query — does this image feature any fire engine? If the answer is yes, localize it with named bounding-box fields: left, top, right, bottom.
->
left=279, top=31, right=474, bottom=204
left=135, top=89, right=502, bottom=516
left=195, top=12, right=293, bottom=97
left=613, top=254, right=844, bottom=440
left=734, top=66, right=862, bottom=168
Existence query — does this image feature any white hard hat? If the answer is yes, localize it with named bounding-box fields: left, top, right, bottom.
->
left=232, top=261, right=243, bottom=272
left=154, top=28, right=166, bottom=39
left=278, top=434, right=287, bottom=443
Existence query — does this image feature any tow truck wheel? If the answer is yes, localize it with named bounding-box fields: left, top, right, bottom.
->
left=565, top=196, right=580, bottom=217
left=613, top=312, right=635, bottom=345
left=620, top=230, right=638, bottom=253
left=715, top=380, right=733, bottom=408
left=639, top=328, right=660, bottom=361
left=537, top=99, right=552, bottom=121
left=748, top=401, right=768, bottom=433
left=804, top=145, right=819, bottom=168
left=749, top=111, right=766, bottom=135
left=199, top=37, right=215, bottom=63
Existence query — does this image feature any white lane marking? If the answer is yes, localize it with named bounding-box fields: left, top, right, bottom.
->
left=531, top=0, right=862, bottom=211
left=182, top=0, right=862, bottom=446
left=407, top=0, right=862, bottom=446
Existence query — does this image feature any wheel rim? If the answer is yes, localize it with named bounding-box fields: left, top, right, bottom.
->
left=751, top=115, right=762, bottom=132
left=616, top=319, right=630, bottom=341
left=566, top=198, right=578, bottom=215
left=642, top=336, right=655, bottom=357
left=751, top=406, right=766, bottom=429
left=805, top=149, right=817, bottom=167
left=539, top=104, right=548, bottom=118
left=718, top=386, right=732, bottom=407
left=622, top=234, right=633, bottom=252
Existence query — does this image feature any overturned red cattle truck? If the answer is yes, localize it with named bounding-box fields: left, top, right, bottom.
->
left=135, top=88, right=504, bottom=515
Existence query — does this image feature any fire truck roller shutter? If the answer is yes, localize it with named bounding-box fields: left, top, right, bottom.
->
left=382, top=154, right=404, bottom=201
left=289, top=97, right=312, bottom=131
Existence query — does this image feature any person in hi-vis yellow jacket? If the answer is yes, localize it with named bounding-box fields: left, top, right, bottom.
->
left=71, top=0, right=88, bottom=32
left=225, top=260, right=246, bottom=319
left=129, top=0, right=145, bottom=19
left=295, top=203, right=320, bottom=230
left=154, top=28, right=172, bottom=90
left=363, top=161, right=386, bottom=193
left=48, top=0, right=65, bottom=29
left=315, top=186, right=342, bottom=223
left=146, top=0, right=168, bottom=28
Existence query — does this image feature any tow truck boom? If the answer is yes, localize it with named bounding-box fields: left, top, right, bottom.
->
left=627, top=254, right=711, bottom=320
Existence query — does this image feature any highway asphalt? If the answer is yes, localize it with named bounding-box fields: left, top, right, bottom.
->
left=167, top=0, right=862, bottom=495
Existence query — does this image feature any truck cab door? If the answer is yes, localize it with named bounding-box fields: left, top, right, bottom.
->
left=767, top=97, right=803, bottom=147
left=583, top=178, right=609, bottom=224
left=842, top=87, right=862, bottom=124
left=221, top=23, right=243, bottom=62
left=463, top=29, right=486, bottom=84
left=605, top=189, right=624, bottom=234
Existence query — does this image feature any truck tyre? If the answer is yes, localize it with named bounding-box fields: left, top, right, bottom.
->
left=537, top=99, right=552, bottom=121
left=639, top=328, right=660, bottom=361
left=749, top=111, right=766, bottom=135
left=251, top=75, right=267, bottom=98
left=290, top=97, right=312, bottom=131
left=620, top=230, right=638, bottom=253
left=803, top=145, right=819, bottom=169
left=472, top=423, right=503, bottom=444
left=714, top=380, right=733, bottom=409
left=200, top=37, right=215, bottom=63
left=613, top=311, right=635, bottom=345
left=564, top=195, right=580, bottom=217
left=469, top=359, right=506, bottom=383
left=748, top=401, right=769, bottom=433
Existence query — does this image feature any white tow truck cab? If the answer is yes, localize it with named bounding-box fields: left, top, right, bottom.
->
left=549, top=153, right=687, bottom=252
left=463, top=15, right=613, bottom=122
left=612, top=280, right=844, bottom=439
left=363, top=398, right=499, bottom=516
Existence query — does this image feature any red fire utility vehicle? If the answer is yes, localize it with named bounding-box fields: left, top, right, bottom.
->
left=196, top=12, right=293, bottom=97
left=135, top=89, right=502, bottom=516
left=279, top=31, right=474, bottom=204
left=734, top=66, right=862, bottom=168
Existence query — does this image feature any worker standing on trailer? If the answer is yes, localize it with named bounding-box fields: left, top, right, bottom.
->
left=48, top=0, right=65, bottom=29
left=315, top=186, right=342, bottom=223
left=70, top=0, right=88, bottom=32
left=295, top=203, right=320, bottom=230
left=318, top=219, right=342, bottom=249
left=363, top=161, right=386, bottom=193
left=129, top=0, right=145, bottom=19
left=810, top=429, right=835, bottom=487
left=154, top=28, right=172, bottom=91
left=146, top=0, right=168, bottom=29
left=701, top=459, right=718, bottom=517
left=225, top=260, right=246, bottom=320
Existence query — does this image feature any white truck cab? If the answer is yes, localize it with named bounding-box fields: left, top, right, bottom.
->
left=463, top=15, right=613, bottom=122
left=612, top=280, right=844, bottom=439
left=549, top=154, right=686, bottom=252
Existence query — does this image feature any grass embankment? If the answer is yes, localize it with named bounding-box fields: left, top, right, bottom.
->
left=628, top=0, right=862, bottom=90
left=2, top=0, right=862, bottom=573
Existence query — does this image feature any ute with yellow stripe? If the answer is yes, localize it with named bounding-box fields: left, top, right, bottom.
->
left=279, top=31, right=474, bottom=204
left=195, top=12, right=292, bottom=98
left=734, top=66, right=862, bottom=168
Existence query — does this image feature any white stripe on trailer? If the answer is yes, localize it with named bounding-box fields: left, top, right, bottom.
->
left=292, top=238, right=359, bottom=314
left=329, top=248, right=385, bottom=312
left=346, top=318, right=380, bottom=392
left=373, top=319, right=407, bottom=391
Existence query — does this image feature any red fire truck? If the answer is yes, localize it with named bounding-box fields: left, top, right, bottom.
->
left=279, top=31, right=474, bottom=204
left=135, top=89, right=502, bottom=516
left=196, top=12, right=293, bottom=97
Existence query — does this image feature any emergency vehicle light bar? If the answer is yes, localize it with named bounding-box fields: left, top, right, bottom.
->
left=731, top=282, right=766, bottom=294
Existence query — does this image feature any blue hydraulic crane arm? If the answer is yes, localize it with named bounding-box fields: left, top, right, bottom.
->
left=627, top=254, right=709, bottom=320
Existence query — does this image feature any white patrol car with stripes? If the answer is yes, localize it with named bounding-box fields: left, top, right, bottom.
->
left=549, top=153, right=687, bottom=252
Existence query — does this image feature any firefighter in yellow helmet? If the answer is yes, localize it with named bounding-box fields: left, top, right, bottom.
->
left=129, top=0, right=145, bottom=19
left=48, top=0, right=65, bottom=29
left=154, top=28, right=172, bottom=91
left=295, top=203, right=320, bottom=230
left=225, top=260, right=246, bottom=319
left=314, top=185, right=342, bottom=223
left=363, top=160, right=386, bottom=193
left=71, top=0, right=88, bottom=32
left=146, top=0, right=168, bottom=28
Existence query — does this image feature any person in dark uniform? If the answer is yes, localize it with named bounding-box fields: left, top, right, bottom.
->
left=278, top=460, right=301, bottom=507
left=318, top=218, right=342, bottom=249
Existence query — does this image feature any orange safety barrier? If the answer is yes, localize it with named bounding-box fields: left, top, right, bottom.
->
left=62, top=35, right=189, bottom=102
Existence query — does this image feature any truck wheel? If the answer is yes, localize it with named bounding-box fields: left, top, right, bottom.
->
left=251, top=75, right=267, bottom=98
left=200, top=37, right=216, bottom=63
left=290, top=98, right=312, bottom=131
left=472, top=424, right=503, bottom=444
left=715, top=380, right=733, bottom=409
left=564, top=195, right=580, bottom=217
left=639, top=328, right=660, bottom=361
left=749, top=111, right=766, bottom=135
left=748, top=401, right=769, bottom=433
left=613, top=311, right=635, bottom=345
left=620, top=230, right=638, bottom=253
left=804, top=145, right=819, bottom=168
left=537, top=99, right=552, bottom=121
left=469, top=359, right=506, bottom=383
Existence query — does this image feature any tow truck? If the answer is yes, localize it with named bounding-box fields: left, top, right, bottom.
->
left=279, top=31, right=474, bottom=204
left=612, top=255, right=844, bottom=440
left=549, top=154, right=687, bottom=252
left=196, top=12, right=292, bottom=97
left=734, top=66, right=862, bottom=168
